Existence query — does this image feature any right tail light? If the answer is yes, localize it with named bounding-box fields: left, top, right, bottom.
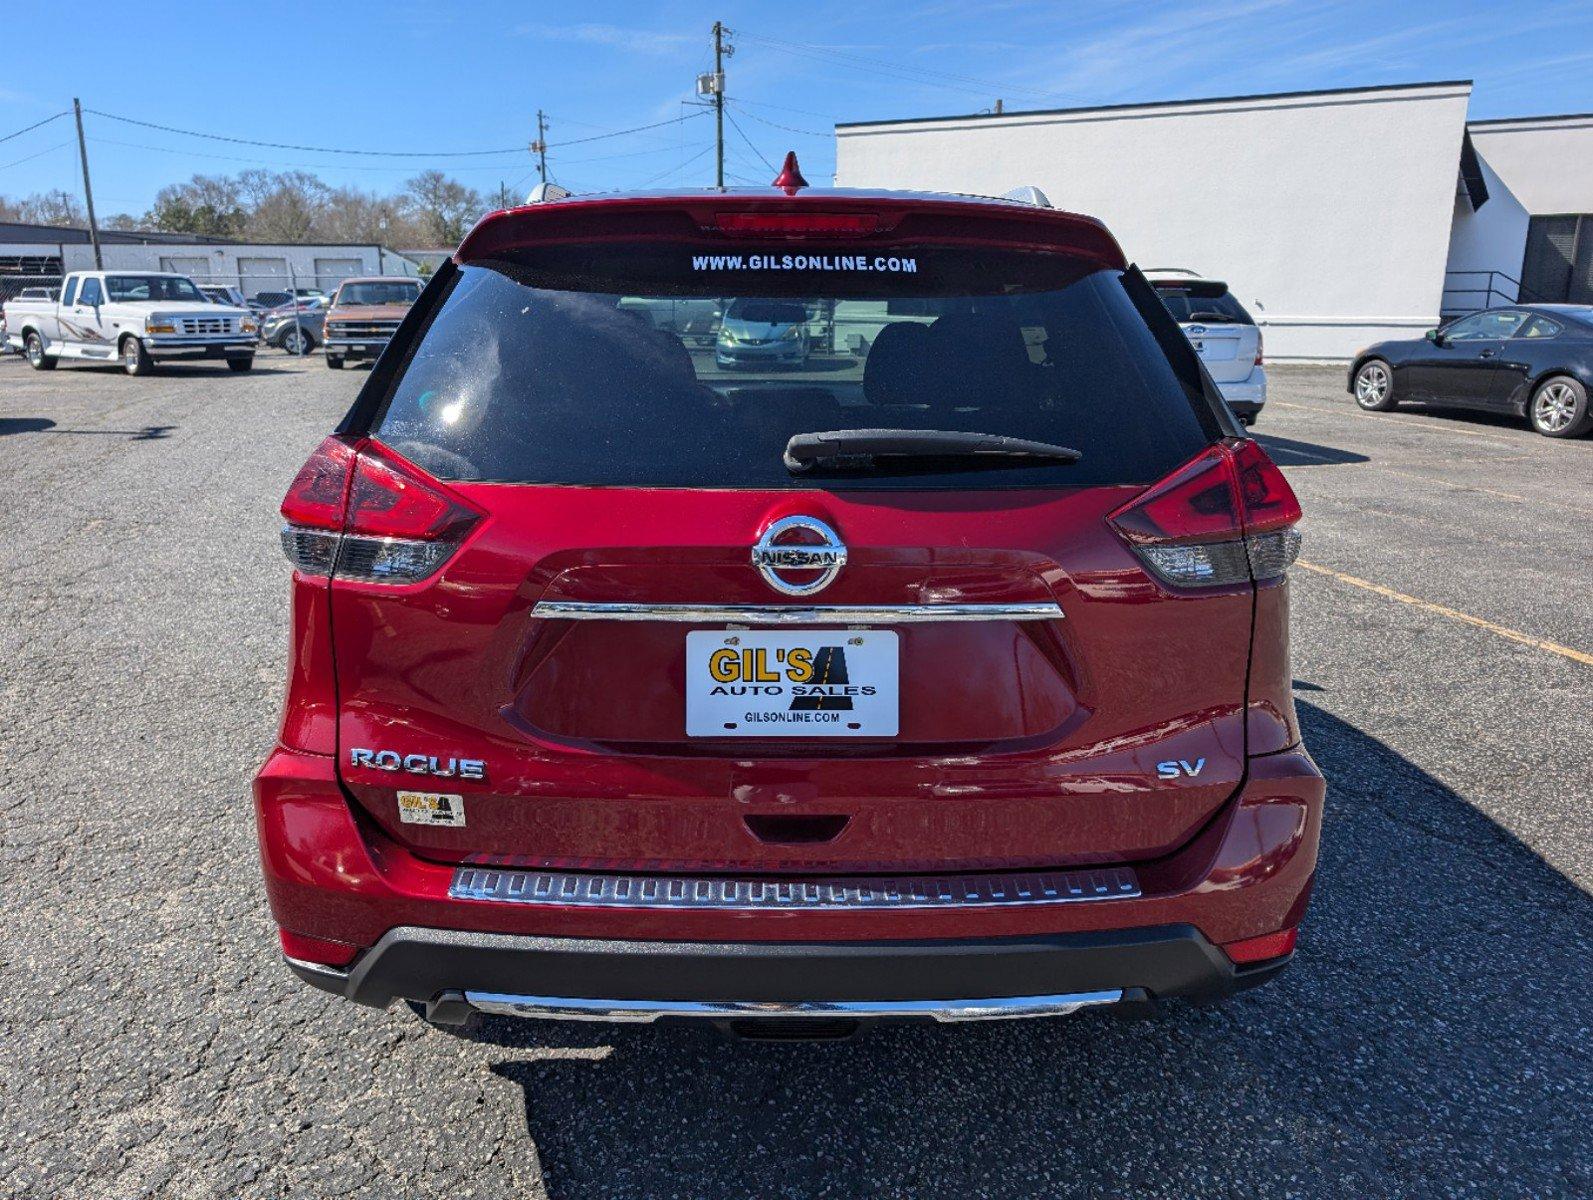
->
left=279, top=437, right=482, bottom=585
left=1109, top=438, right=1301, bottom=588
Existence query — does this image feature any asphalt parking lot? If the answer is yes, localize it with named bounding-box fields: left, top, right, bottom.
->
left=1, top=354, right=1589, bottom=1199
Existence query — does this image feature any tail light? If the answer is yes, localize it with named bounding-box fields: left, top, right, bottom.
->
left=1109, top=438, right=1301, bottom=588
left=1254, top=329, right=1264, bottom=367
left=279, top=437, right=482, bottom=585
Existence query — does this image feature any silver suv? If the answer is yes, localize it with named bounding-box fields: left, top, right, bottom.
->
left=1148, top=270, right=1266, bottom=425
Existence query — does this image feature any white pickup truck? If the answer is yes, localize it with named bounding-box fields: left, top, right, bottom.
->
left=3, top=271, right=258, bottom=375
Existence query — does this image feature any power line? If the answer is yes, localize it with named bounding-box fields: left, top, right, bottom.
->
left=728, top=103, right=830, bottom=138
left=723, top=109, right=775, bottom=173
left=0, top=141, right=73, bottom=173
left=87, top=135, right=529, bottom=175
left=723, top=96, right=842, bottom=121
left=85, top=109, right=526, bottom=157
left=0, top=111, right=70, bottom=146
left=546, top=112, right=708, bottom=149
left=637, top=143, right=714, bottom=187
left=82, top=107, right=705, bottom=159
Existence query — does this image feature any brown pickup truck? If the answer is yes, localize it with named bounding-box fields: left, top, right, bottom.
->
left=322, top=276, right=423, bottom=369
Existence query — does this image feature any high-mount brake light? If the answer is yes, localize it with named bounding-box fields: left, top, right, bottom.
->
left=1108, top=439, right=1301, bottom=588
left=278, top=441, right=482, bottom=585
left=714, top=212, right=880, bottom=238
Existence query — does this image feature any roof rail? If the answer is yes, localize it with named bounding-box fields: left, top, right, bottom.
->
left=1002, top=185, right=1052, bottom=208
left=1142, top=266, right=1202, bottom=277
left=524, top=182, right=572, bottom=204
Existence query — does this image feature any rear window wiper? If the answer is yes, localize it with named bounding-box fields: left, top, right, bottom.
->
left=785, top=429, right=1082, bottom=474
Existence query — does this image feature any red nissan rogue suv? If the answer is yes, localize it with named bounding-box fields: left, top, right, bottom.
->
left=255, top=161, right=1321, bottom=1036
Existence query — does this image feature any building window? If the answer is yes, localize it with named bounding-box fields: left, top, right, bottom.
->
left=1521, top=214, right=1593, bottom=303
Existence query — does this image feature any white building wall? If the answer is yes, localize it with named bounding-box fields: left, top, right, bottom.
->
left=1441, top=151, right=1530, bottom=311
left=1466, top=116, right=1593, bottom=215
left=836, top=83, right=1473, bottom=360
left=51, top=242, right=419, bottom=288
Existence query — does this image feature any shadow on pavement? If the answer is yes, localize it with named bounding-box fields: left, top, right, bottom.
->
left=472, top=701, right=1590, bottom=1198
left=1255, top=433, right=1370, bottom=467
left=0, top=418, right=175, bottom=440
left=0, top=417, right=175, bottom=440
left=0, top=417, right=56, bottom=436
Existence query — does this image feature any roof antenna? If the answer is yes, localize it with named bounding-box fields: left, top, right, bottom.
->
left=772, top=151, right=808, bottom=193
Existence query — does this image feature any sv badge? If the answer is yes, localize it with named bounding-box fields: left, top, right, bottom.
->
left=1157, top=758, right=1206, bottom=780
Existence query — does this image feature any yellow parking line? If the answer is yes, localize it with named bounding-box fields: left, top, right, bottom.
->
left=1295, top=560, right=1593, bottom=666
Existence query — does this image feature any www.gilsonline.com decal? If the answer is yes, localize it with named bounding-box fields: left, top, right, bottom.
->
left=691, top=254, right=919, bottom=273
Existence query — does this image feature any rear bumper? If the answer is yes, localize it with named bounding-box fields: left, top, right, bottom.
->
left=287, top=923, right=1290, bottom=1018
left=255, top=744, right=1321, bottom=1017
left=1216, top=368, right=1267, bottom=417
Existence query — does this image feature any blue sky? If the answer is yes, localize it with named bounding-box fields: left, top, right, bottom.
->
left=3, top=0, right=1590, bottom=215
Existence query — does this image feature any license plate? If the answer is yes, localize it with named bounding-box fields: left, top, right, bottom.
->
left=686, top=630, right=899, bottom=737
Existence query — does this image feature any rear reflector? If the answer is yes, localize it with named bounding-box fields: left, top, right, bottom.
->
left=1222, top=926, right=1298, bottom=964
left=278, top=928, right=359, bottom=968
left=713, top=212, right=880, bottom=238
left=1108, top=438, right=1302, bottom=588
left=278, top=440, right=482, bottom=585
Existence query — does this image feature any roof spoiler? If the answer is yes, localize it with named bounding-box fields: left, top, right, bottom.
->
left=1002, top=185, right=1052, bottom=208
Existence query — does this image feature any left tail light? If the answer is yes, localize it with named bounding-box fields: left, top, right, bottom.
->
left=279, top=437, right=482, bottom=584
left=1108, top=438, right=1301, bottom=588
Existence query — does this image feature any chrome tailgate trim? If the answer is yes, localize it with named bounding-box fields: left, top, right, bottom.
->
left=531, top=600, right=1063, bottom=624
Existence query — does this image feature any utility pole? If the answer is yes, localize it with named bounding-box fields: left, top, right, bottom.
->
left=72, top=98, right=102, bottom=270
left=531, top=110, right=549, bottom=185
left=712, top=22, right=727, bottom=190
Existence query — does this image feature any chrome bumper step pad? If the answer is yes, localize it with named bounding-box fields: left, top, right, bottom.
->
left=464, top=990, right=1125, bottom=1023
left=449, top=864, right=1140, bottom=911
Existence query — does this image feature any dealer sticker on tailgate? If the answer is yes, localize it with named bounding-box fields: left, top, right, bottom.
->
left=686, top=630, right=899, bottom=737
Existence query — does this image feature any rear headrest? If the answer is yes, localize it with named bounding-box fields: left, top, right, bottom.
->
left=863, top=321, right=931, bottom=406
left=630, top=324, right=696, bottom=382
left=926, top=312, right=1035, bottom=409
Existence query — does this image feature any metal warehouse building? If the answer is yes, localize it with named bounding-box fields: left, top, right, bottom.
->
left=834, top=82, right=1593, bottom=360
left=0, top=221, right=420, bottom=299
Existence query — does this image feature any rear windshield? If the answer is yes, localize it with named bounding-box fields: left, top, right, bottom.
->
left=336, top=280, right=421, bottom=306
left=1152, top=282, right=1253, bottom=325
left=375, top=243, right=1211, bottom=490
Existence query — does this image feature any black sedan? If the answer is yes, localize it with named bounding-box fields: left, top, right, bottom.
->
left=1347, top=305, right=1593, bottom=438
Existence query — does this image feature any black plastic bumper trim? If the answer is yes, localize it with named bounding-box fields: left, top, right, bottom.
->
left=284, top=923, right=1289, bottom=1013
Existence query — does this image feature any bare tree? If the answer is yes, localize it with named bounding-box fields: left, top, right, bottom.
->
left=0, top=189, right=87, bottom=227
left=402, top=170, right=486, bottom=247
left=245, top=171, right=332, bottom=242
left=318, top=186, right=424, bottom=246
left=147, top=174, right=247, bottom=237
